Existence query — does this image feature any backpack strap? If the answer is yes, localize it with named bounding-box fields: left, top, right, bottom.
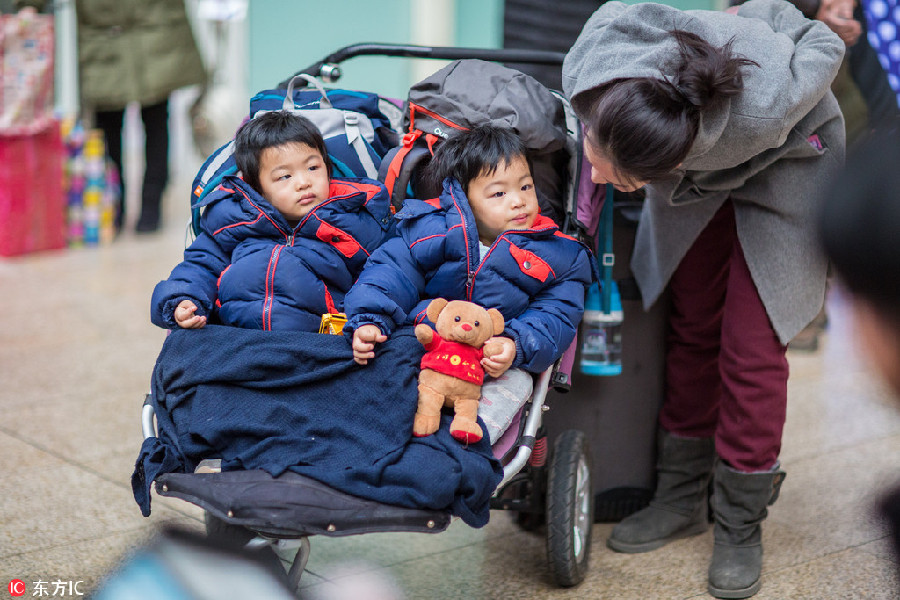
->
left=282, top=74, right=332, bottom=110
left=379, top=145, right=432, bottom=211
left=193, top=139, right=236, bottom=206
left=281, top=74, right=380, bottom=179
left=379, top=130, right=428, bottom=210
left=191, top=139, right=239, bottom=236
left=343, top=112, right=378, bottom=179
left=599, top=183, right=615, bottom=313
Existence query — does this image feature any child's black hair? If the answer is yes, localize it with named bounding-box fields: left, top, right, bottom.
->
left=574, top=29, right=758, bottom=185
left=233, top=111, right=333, bottom=194
left=423, top=124, right=532, bottom=195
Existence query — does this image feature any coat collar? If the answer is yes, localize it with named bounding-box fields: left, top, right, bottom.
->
left=206, top=175, right=391, bottom=231
left=396, top=178, right=561, bottom=237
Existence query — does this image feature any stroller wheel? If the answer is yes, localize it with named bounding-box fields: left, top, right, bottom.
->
left=204, top=512, right=291, bottom=587
left=546, top=430, right=593, bottom=587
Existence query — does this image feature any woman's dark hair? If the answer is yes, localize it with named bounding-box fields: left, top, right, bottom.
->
left=575, top=29, right=759, bottom=184
left=423, top=124, right=532, bottom=195
left=233, top=111, right=333, bottom=193
left=819, top=124, right=900, bottom=327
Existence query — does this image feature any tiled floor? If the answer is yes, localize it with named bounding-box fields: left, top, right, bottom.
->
left=3, top=182, right=900, bottom=599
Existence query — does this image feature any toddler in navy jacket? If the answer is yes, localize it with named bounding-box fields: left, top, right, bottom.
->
left=151, top=111, right=393, bottom=331
left=345, top=124, right=595, bottom=442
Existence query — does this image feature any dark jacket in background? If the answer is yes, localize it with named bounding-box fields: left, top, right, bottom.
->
left=502, top=0, right=604, bottom=91
left=74, top=0, right=206, bottom=110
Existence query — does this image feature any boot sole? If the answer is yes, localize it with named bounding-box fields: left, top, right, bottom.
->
left=707, top=579, right=761, bottom=599
left=606, top=520, right=709, bottom=554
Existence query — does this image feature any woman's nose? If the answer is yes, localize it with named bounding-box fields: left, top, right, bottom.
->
left=590, top=165, right=605, bottom=185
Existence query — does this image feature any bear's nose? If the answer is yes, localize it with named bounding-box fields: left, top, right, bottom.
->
left=461, top=323, right=472, bottom=332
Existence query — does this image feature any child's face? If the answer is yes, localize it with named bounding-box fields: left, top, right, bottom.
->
left=258, top=142, right=330, bottom=223
left=466, top=156, right=539, bottom=246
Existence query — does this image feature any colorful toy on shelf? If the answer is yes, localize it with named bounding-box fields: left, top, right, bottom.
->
left=61, top=118, right=116, bottom=246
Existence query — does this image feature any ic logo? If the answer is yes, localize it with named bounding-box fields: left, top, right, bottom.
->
left=8, top=579, right=26, bottom=596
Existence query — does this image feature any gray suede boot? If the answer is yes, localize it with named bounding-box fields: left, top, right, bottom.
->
left=607, top=430, right=715, bottom=553
left=707, top=460, right=786, bottom=599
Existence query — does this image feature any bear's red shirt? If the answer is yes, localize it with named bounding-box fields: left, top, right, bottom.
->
left=420, top=331, right=485, bottom=385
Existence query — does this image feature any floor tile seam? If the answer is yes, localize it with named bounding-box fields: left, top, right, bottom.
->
left=0, top=524, right=171, bottom=563
left=780, top=431, right=900, bottom=468
left=765, top=505, right=889, bottom=547
left=0, top=425, right=139, bottom=494
left=760, top=539, right=900, bottom=578
left=847, top=533, right=900, bottom=564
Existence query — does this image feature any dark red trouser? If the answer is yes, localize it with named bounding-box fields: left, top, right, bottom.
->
left=659, top=201, right=788, bottom=472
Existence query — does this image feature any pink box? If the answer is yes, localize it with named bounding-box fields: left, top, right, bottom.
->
left=0, top=124, right=65, bottom=256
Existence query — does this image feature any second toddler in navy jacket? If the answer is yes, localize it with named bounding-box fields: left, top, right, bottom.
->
left=346, top=125, right=595, bottom=440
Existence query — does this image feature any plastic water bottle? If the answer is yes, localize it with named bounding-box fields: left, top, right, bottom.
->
left=580, top=280, right=623, bottom=376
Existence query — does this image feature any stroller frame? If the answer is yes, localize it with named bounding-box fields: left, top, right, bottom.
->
left=141, top=43, right=596, bottom=593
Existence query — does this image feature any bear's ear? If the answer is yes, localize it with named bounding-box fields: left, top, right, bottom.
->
left=426, top=298, right=449, bottom=323
left=487, top=308, right=505, bottom=335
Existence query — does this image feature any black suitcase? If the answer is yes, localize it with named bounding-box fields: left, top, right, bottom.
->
left=544, top=200, right=668, bottom=522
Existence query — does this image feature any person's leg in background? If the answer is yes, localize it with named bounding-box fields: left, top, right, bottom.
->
left=707, top=202, right=788, bottom=599
left=136, top=98, right=170, bottom=233
left=607, top=201, right=733, bottom=554
left=94, top=108, right=126, bottom=233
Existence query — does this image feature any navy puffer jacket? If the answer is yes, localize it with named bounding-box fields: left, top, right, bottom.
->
left=344, top=179, right=596, bottom=372
left=151, top=176, right=393, bottom=331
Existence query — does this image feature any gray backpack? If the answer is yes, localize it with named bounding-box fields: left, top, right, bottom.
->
left=378, top=59, right=579, bottom=227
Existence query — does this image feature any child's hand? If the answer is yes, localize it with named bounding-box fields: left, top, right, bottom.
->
left=174, top=300, right=207, bottom=329
left=482, top=336, right=516, bottom=378
left=352, top=324, right=387, bottom=365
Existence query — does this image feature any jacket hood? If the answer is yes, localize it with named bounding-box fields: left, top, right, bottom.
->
left=563, top=2, right=685, bottom=103
left=562, top=1, right=731, bottom=162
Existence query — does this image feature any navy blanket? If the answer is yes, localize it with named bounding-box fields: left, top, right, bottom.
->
left=132, top=325, right=502, bottom=528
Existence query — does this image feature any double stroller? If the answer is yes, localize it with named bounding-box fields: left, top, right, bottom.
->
left=138, top=43, right=605, bottom=594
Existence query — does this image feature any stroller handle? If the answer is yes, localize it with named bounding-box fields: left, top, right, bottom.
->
left=285, top=43, right=567, bottom=85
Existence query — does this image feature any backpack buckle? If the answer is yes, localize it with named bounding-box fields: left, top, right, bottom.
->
left=401, top=130, right=423, bottom=147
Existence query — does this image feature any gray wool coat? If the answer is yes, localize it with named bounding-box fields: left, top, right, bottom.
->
left=562, top=0, right=846, bottom=343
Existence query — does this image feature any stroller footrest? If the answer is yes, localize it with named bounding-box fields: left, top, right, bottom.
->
left=156, top=469, right=451, bottom=538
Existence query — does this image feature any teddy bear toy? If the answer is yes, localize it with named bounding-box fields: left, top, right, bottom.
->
left=413, top=298, right=505, bottom=443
